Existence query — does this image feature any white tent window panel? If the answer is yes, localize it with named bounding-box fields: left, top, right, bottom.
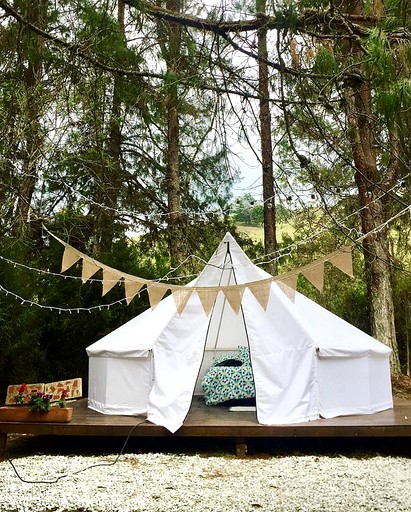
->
left=318, top=354, right=393, bottom=418
left=88, top=354, right=154, bottom=416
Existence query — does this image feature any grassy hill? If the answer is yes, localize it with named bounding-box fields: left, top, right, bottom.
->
left=236, top=223, right=294, bottom=243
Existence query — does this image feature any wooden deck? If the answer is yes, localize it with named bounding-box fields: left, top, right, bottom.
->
left=1, top=397, right=411, bottom=458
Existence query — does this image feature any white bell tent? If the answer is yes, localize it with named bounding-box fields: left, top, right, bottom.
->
left=86, top=233, right=393, bottom=433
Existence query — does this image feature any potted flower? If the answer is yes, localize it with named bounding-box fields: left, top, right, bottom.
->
left=0, top=384, right=73, bottom=423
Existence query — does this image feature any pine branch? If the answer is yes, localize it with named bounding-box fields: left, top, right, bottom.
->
left=0, top=0, right=161, bottom=79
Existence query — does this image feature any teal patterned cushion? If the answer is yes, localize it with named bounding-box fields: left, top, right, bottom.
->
left=212, top=351, right=240, bottom=367
left=237, top=345, right=251, bottom=364
left=201, top=346, right=255, bottom=405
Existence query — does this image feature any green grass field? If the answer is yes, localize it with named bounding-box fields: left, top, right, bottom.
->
left=236, top=223, right=294, bottom=243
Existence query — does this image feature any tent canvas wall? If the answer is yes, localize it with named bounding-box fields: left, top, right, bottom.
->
left=86, top=233, right=393, bottom=433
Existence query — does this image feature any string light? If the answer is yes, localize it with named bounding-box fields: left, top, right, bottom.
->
left=357, top=204, right=411, bottom=242
left=1, top=202, right=410, bottom=314
left=45, top=176, right=233, bottom=221
left=1, top=177, right=410, bottom=314
left=0, top=255, right=85, bottom=281
left=252, top=180, right=411, bottom=266
left=45, top=167, right=408, bottom=227
left=3, top=194, right=411, bottom=285
left=0, top=283, right=141, bottom=313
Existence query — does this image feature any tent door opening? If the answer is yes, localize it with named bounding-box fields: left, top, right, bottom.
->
left=194, top=241, right=251, bottom=396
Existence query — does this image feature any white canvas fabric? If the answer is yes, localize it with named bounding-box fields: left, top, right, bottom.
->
left=86, top=232, right=393, bottom=433
left=87, top=292, right=176, bottom=414
left=242, top=286, right=320, bottom=425
left=88, top=355, right=153, bottom=415
left=146, top=294, right=210, bottom=432
left=290, top=291, right=393, bottom=417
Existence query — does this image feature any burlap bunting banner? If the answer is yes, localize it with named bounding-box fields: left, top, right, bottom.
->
left=173, top=288, right=194, bottom=315
left=124, top=279, right=145, bottom=305
left=277, top=274, right=298, bottom=302
left=328, top=245, right=354, bottom=277
left=61, top=246, right=81, bottom=273
left=286, top=244, right=354, bottom=295
left=81, top=259, right=100, bottom=283
left=147, top=283, right=169, bottom=309
left=55, top=230, right=354, bottom=316
left=247, top=278, right=272, bottom=310
left=197, top=288, right=220, bottom=316
left=223, top=286, right=245, bottom=315
left=301, top=264, right=325, bottom=292
left=102, top=268, right=122, bottom=296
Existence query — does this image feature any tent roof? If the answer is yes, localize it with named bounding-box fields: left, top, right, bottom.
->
left=87, top=294, right=176, bottom=357
left=87, top=232, right=390, bottom=359
left=194, top=232, right=269, bottom=286
left=87, top=232, right=264, bottom=357
left=293, top=291, right=390, bottom=357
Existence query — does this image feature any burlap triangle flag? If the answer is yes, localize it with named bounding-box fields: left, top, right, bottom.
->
left=124, top=279, right=144, bottom=305
left=147, top=283, right=168, bottom=309
left=61, top=245, right=81, bottom=272
left=172, top=288, right=193, bottom=315
left=102, top=268, right=122, bottom=296
left=82, top=259, right=100, bottom=283
left=301, top=263, right=325, bottom=292
left=223, top=285, right=246, bottom=315
left=197, top=288, right=219, bottom=316
left=328, top=245, right=354, bottom=277
left=247, top=278, right=272, bottom=311
left=276, top=273, right=298, bottom=302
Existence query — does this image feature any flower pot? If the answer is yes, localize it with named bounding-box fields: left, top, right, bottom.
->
left=0, top=406, right=73, bottom=423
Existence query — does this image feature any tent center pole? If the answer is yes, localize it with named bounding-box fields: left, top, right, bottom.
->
left=212, top=241, right=234, bottom=357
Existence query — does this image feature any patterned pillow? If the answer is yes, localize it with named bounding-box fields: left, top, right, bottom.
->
left=212, top=351, right=241, bottom=367
left=237, top=345, right=251, bottom=365
left=201, top=365, right=255, bottom=405
left=201, top=345, right=255, bottom=405
left=211, top=345, right=251, bottom=368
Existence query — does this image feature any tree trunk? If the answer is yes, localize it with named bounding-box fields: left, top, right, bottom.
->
left=342, top=61, right=400, bottom=373
left=164, top=0, right=185, bottom=267
left=14, top=0, right=48, bottom=238
left=337, top=0, right=400, bottom=372
left=94, top=0, right=125, bottom=253
left=257, top=0, right=277, bottom=275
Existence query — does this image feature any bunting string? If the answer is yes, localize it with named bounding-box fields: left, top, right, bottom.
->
left=50, top=230, right=355, bottom=315
left=43, top=172, right=409, bottom=271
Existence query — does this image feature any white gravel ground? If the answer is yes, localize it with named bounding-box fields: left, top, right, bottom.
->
left=1, top=453, right=411, bottom=511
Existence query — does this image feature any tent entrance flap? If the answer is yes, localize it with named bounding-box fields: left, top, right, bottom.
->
left=149, top=240, right=253, bottom=431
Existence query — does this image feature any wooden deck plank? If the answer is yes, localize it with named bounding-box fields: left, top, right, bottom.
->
left=1, top=397, right=411, bottom=459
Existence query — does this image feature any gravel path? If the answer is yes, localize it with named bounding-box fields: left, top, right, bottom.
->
left=1, top=452, right=411, bottom=511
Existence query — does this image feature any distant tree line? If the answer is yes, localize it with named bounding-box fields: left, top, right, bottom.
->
left=232, top=194, right=292, bottom=226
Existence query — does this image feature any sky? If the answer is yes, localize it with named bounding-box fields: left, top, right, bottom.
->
left=230, top=144, right=263, bottom=198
